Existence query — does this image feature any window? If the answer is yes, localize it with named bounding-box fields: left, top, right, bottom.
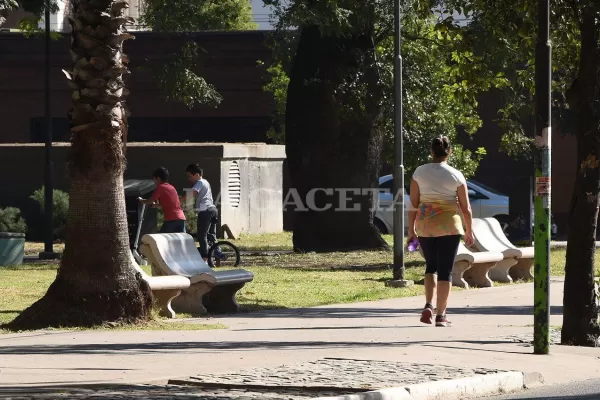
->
left=468, top=180, right=506, bottom=197
left=379, top=177, right=409, bottom=194
left=379, top=179, right=393, bottom=192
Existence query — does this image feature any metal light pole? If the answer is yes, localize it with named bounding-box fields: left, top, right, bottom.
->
left=386, top=0, right=412, bottom=288
left=40, top=0, right=56, bottom=260
left=533, top=0, right=551, bottom=355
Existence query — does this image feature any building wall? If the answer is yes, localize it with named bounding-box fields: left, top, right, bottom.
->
left=0, top=143, right=285, bottom=237
left=220, top=158, right=284, bottom=237
left=0, top=30, right=274, bottom=144
left=0, top=27, right=582, bottom=237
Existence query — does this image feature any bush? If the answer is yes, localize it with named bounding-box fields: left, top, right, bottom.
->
left=185, top=209, right=197, bottom=234
left=0, top=207, right=27, bottom=233
left=30, top=187, right=69, bottom=240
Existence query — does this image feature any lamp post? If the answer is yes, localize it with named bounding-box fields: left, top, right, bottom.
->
left=386, top=0, right=413, bottom=288
left=39, top=0, right=57, bottom=260
left=533, top=0, right=551, bottom=355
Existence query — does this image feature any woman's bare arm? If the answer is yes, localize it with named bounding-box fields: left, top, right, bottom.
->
left=408, top=179, right=420, bottom=238
left=457, top=183, right=474, bottom=245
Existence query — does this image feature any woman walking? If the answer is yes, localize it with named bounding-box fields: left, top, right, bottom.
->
left=407, top=136, right=474, bottom=327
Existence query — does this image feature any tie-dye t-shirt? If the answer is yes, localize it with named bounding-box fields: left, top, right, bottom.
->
left=412, top=162, right=466, bottom=237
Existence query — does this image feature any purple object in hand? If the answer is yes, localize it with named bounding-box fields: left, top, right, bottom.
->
left=407, top=238, right=419, bottom=252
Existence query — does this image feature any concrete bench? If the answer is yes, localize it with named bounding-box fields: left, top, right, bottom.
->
left=471, top=218, right=534, bottom=282
left=419, top=243, right=500, bottom=288
left=129, top=250, right=190, bottom=319
left=140, top=233, right=254, bottom=314
left=454, top=243, right=503, bottom=288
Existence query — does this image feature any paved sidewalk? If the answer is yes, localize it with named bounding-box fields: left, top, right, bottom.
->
left=0, top=277, right=599, bottom=398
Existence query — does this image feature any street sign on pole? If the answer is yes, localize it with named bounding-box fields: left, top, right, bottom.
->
left=386, top=0, right=413, bottom=288
left=533, top=0, right=551, bottom=355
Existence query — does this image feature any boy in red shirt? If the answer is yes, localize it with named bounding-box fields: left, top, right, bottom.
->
left=138, top=167, right=186, bottom=233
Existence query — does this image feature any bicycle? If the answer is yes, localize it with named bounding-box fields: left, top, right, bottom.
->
left=205, top=216, right=241, bottom=268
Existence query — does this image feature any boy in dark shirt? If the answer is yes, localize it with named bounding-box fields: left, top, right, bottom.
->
left=139, top=167, right=186, bottom=233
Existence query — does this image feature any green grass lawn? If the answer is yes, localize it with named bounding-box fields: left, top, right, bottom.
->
left=23, top=231, right=296, bottom=255
left=12, top=233, right=599, bottom=331
left=236, top=251, right=427, bottom=312
left=0, top=250, right=426, bottom=326
left=0, top=263, right=226, bottom=332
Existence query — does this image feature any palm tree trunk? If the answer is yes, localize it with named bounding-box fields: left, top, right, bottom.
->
left=6, top=0, right=152, bottom=330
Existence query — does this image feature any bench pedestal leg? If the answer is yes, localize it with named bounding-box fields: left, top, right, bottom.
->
left=463, top=262, right=494, bottom=288
left=203, top=283, right=246, bottom=314
left=173, top=282, right=214, bottom=316
left=153, top=289, right=182, bottom=319
left=452, top=261, right=471, bottom=289
left=510, top=258, right=534, bottom=281
left=488, top=258, right=517, bottom=283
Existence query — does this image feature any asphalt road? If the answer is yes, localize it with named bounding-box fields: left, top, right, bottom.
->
left=485, top=378, right=600, bottom=399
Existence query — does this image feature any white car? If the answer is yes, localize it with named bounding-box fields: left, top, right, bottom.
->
left=374, top=174, right=510, bottom=234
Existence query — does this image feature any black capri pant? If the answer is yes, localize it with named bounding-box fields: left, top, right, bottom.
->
left=418, top=235, right=461, bottom=282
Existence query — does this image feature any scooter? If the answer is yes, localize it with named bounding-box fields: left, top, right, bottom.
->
left=132, top=202, right=148, bottom=266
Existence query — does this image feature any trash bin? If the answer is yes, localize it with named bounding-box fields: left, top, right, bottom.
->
left=0, top=232, right=25, bottom=266
left=124, top=179, right=158, bottom=248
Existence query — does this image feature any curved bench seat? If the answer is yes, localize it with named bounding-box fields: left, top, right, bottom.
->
left=471, top=218, right=534, bottom=283
left=140, top=233, right=253, bottom=314
left=420, top=243, right=501, bottom=289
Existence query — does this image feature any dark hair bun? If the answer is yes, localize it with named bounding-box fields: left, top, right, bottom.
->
left=431, top=136, right=451, bottom=158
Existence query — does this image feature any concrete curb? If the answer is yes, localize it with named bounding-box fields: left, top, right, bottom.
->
left=312, top=371, right=544, bottom=400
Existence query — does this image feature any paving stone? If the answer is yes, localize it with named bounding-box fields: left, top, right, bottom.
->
left=180, top=357, right=508, bottom=390
left=495, top=327, right=562, bottom=346
left=0, top=358, right=511, bottom=399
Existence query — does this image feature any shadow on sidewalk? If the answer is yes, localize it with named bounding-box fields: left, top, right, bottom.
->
left=231, top=325, right=414, bottom=332
left=2, top=384, right=599, bottom=400
left=0, top=383, right=355, bottom=398
left=0, top=338, right=532, bottom=356
left=0, top=384, right=203, bottom=397
left=228, top=305, right=563, bottom=319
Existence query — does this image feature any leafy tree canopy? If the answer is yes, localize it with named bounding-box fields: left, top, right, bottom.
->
left=262, top=0, right=508, bottom=177
left=140, top=0, right=257, bottom=109
left=439, top=0, right=583, bottom=154
left=0, top=0, right=58, bottom=29
left=141, top=0, right=257, bottom=31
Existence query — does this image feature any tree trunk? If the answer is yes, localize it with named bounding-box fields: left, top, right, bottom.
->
left=285, top=24, right=388, bottom=252
left=562, top=6, right=600, bottom=347
left=6, top=0, right=152, bottom=330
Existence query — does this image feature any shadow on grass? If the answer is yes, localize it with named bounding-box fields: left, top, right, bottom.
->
left=240, top=304, right=286, bottom=312
left=253, top=260, right=425, bottom=273
left=2, top=264, right=58, bottom=271
left=362, top=277, right=423, bottom=284
left=237, top=296, right=288, bottom=313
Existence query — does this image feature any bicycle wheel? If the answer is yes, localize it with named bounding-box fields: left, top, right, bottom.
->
left=208, top=241, right=241, bottom=268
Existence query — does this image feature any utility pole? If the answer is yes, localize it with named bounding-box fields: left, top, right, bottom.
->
left=533, top=0, right=551, bottom=355
left=386, top=0, right=412, bottom=288
left=40, top=0, right=57, bottom=260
